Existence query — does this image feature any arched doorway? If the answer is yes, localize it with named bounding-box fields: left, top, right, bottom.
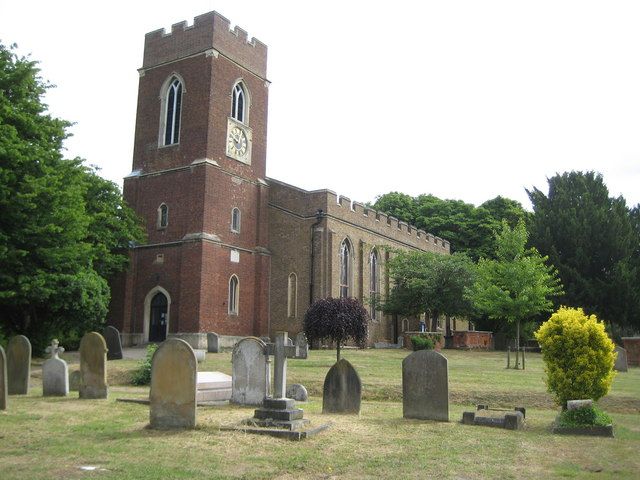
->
left=149, top=292, right=168, bottom=342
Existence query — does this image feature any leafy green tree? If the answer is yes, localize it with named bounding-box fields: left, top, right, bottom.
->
left=0, top=43, right=144, bottom=352
left=468, top=221, right=562, bottom=365
left=373, top=192, right=528, bottom=261
left=527, top=171, right=640, bottom=331
left=383, top=250, right=475, bottom=334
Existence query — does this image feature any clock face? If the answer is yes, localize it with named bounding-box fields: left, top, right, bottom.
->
left=228, top=126, right=248, bottom=157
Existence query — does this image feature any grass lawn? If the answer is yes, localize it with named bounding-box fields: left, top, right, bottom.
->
left=1, top=348, right=638, bottom=479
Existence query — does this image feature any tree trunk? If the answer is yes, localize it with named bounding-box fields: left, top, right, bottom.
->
left=431, top=311, right=439, bottom=332
left=515, top=320, right=521, bottom=369
left=336, top=341, right=341, bottom=362
left=445, top=316, right=452, bottom=337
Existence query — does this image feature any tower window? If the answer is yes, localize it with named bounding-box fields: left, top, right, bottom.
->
left=228, top=275, right=239, bottom=315
left=339, top=239, right=352, bottom=298
left=158, top=204, right=168, bottom=228
left=231, top=82, right=247, bottom=123
left=231, top=207, right=241, bottom=233
left=163, top=77, right=182, bottom=145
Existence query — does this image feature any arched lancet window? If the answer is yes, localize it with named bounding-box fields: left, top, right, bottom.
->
left=287, top=273, right=297, bottom=318
left=231, top=207, right=241, bottom=233
left=158, top=204, right=168, bottom=228
left=339, top=239, right=352, bottom=298
left=231, top=82, right=247, bottom=123
left=163, top=77, right=182, bottom=145
left=228, top=275, right=239, bottom=315
left=369, top=249, right=380, bottom=320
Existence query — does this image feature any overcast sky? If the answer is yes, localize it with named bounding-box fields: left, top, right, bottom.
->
left=2, top=1, right=639, bottom=210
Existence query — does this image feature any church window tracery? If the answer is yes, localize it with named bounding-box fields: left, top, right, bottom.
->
left=339, top=239, right=353, bottom=298
left=163, top=77, right=182, bottom=145
left=229, top=275, right=239, bottom=315
left=231, top=82, right=247, bottom=123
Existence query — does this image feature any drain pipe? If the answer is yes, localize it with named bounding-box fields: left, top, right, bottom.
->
left=309, top=209, right=324, bottom=306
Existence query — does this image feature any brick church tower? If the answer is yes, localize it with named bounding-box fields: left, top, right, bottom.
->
left=108, top=12, right=270, bottom=347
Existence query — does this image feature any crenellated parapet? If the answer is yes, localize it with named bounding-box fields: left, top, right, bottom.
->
left=143, top=11, right=267, bottom=77
left=267, top=178, right=450, bottom=253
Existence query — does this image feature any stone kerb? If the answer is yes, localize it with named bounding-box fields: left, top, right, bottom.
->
left=322, top=358, right=361, bottom=414
left=231, top=337, right=269, bottom=406
left=1, top=345, right=6, bottom=410
left=79, top=332, right=108, bottom=399
left=402, top=350, right=449, bottom=422
left=103, top=326, right=123, bottom=360
left=150, top=338, right=197, bottom=429
left=43, top=340, right=69, bottom=397
left=7, top=335, right=31, bottom=395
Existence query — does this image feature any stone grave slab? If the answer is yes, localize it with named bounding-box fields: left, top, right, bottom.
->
left=79, top=332, right=108, bottom=399
left=402, top=350, right=449, bottom=422
left=7, top=335, right=31, bottom=395
left=462, top=405, right=525, bottom=430
left=231, top=337, right=269, bottom=406
left=614, top=346, right=628, bottom=372
left=322, top=358, right=361, bottom=414
left=150, top=338, right=197, bottom=429
left=196, top=371, right=231, bottom=403
left=103, top=326, right=123, bottom=360
left=0, top=345, right=6, bottom=410
left=43, top=339, right=69, bottom=396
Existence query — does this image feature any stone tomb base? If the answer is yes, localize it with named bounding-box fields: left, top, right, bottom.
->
left=222, top=397, right=330, bottom=441
left=196, top=371, right=231, bottom=403
left=462, top=405, right=526, bottom=430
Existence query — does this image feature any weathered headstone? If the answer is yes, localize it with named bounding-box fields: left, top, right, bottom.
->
left=43, top=339, right=69, bottom=396
left=231, top=337, right=269, bottom=406
left=103, top=326, right=123, bottom=360
left=79, top=332, right=108, bottom=399
left=6, top=335, right=31, bottom=395
left=0, top=345, right=6, bottom=410
left=194, top=349, right=206, bottom=363
left=614, top=345, right=628, bottom=372
left=322, top=358, right=361, bottom=414
left=207, top=332, right=220, bottom=353
left=567, top=399, right=592, bottom=410
left=402, top=350, right=449, bottom=421
left=69, top=370, right=81, bottom=391
left=150, top=338, right=197, bottom=429
left=286, top=383, right=308, bottom=402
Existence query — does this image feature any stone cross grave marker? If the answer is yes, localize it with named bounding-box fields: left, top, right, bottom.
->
left=7, top=335, right=31, bottom=395
left=150, top=338, right=197, bottom=429
left=322, top=358, right=362, bottom=414
left=79, top=332, right=108, bottom=399
left=231, top=337, right=270, bottom=405
left=265, top=332, right=308, bottom=399
left=402, top=350, right=449, bottom=422
left=0, top=345, right=7, bottom=410
left=103, top=326, right=123, bottom=360
left=43, top=339, right=69, bottom=396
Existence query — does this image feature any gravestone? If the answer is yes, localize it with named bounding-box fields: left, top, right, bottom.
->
left=79, top=332, right=108, bottom=399
left=207, top=332, right=220, bottom=353
left=322, top=358, right=361, bottom=414
left=402, top=350, right=449, bottom=422
left=231, top=337, right=269, bottom=406
left=150, top=338, right=197, bottom=429
left=286, top=384, right=308, bottom=402
left=69, top=370, right=81, bottom=391
left=43, top=339, right=69, bottom=396
left=614, top=346, right=628, bottom=372
left=6, top=335, right=31, bottom=395
left=567, top=399, right=592, bottom=410
left=0, top=345, right=6, bottom=410
left=103, top=326, right=123, bottom=360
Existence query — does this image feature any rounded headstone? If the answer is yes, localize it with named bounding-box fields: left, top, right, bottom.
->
left=6, top=335, right=31, bottom=395
left=402, top=350, right=449, bottom=422
left=322, top=358, right=361, bottom=414
left=614, top=345, right=628, bottom=372
left=79, top=332, right=108, bottom=399
left=103, top=326, right=123, bottom=360
left=231, top=337, right=269, bottom=406
left=286, top=383, right=308, bottom=402
left=0, top=345, right=7, bottom=410
left=150, top=338, right=197, bottom=429
left=207, top=332, right=220, bottom=353
left=43, top=356, right=69, bottom=396
left=69, top=370, right=81, bottom=391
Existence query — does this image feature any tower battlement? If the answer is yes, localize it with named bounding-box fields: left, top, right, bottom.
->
left=143, top=11, right=268, bottom=77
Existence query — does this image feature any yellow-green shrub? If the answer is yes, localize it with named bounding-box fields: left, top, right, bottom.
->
left=534, top=307, right=616, bottom=407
